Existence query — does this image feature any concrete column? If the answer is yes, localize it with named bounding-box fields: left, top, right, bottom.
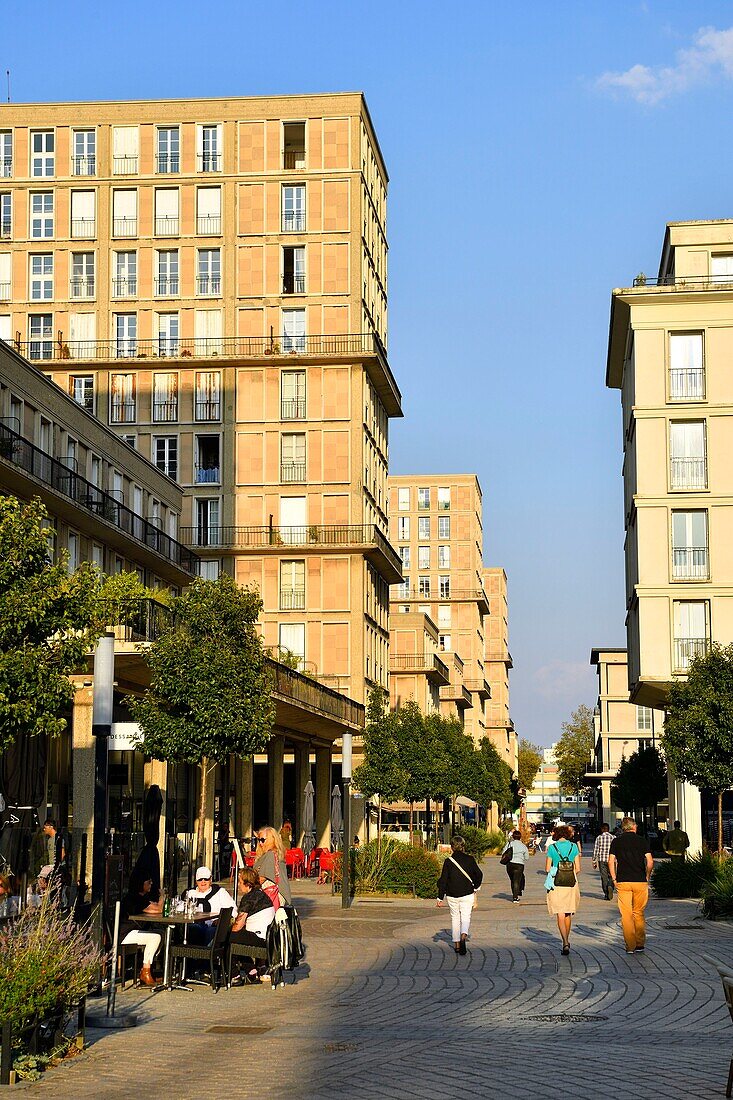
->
left=143, top=758, right=168, bottom=879
left=70, top=678, right=95, bottom=887
left=268, top=736, right=285, bottom=828
left=669, top=773, right=703, bottom=854
left=315, top=746, right=332, bottom=849
left=294, top=746, right=312, bottom=847
left=234, top=756, right=254, bottom=840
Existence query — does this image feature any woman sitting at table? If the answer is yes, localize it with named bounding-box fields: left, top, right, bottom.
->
left=120, top=870, right=163, bottom=987
left=230, top=867, right=276, bottom=984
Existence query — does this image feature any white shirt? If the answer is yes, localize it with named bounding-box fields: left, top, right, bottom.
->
left=244, top=905, right=276, bottom=940
left=184, top=884, right=238, bottom=917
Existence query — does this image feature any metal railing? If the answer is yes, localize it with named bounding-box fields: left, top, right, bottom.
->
left=113, top=217, right=137, bottom=238
left=196, top=276, right=221, bottom=295
left=283, top=274, right=306, bottom=294
left=0, top=281, right=9, bottom=300
left=390, top=586, right=489, bottom=603
left=670, top=457, right=707, bottom=490
left=389, top=653, right=450, bottom=680
left=669, top=368, right=705, bottom=401
left=197, top=153, right=222, bottom=172
left=71, top=218, right=96, bottom=239
left=0, top=219, right=10, bottom=238
left=69, top=276, right=95, bottom=298
left=283, top=150, right=306, bottom=170
left=633, top=273, right=733, bottom=288
left=672, top=547, right=709, bottom=579
left=72, top=155, right=96, bottom=176
left=0, top=423, right=196, bottom=573
left=281, top=398, right=306, bottom=419
left=1, top=157, right=11, bottom=177
left=71, top=392, right=95, bottom=413
left=673, top=636, right=709, bottom=671
left=465, top=679, right=491, bottom=698
left=103, top=597, right=172, bottom=642
left=194, top=465, right=220, bottom=484
left=280, top=462, right=306, bottom=483
left=282, top=212, right=306, bottom=232
left=197, top=215, right=221, bottom=235
left=195, top=400, right=220, bottom=421
left=267, top=658, right=364, bottom=728
left=156, top=154, right=180, bottom=173
left=110, top=401, right=137, bottom=423
left=152, top=401, right=178, bottom=422
left=154, top=277, right=179, bottom=295
left=113, top=156, right=138, bottom=174
left=155, top=217, right=179, bottom=236
left=180, top=522, right=401, bottom=565
left=112, top=276, right=137, bottom=296
left=279, top=588, right=306, bottom=610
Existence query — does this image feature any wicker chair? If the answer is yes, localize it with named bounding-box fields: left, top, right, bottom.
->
left=171, top=909, right=233, bottom=992
left=703, top=954, right=733, bottom=1096
left=119, top=942, right=144, bottom=990
left=227, top=935, right=269, bottom=988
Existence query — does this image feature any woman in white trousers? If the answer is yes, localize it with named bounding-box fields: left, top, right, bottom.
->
left=436, top=835, right=484, bottom=955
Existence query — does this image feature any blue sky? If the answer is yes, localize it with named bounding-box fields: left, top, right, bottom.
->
left=5, top=1, right=733, bottom=745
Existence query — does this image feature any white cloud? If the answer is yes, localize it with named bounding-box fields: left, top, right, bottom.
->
left=532, top=660, right=593, bottom=702
left=596, top=25, right=733, bottom=105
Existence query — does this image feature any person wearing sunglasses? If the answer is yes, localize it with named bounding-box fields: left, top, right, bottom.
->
left=181, top=866, right=238, bottom=945
left=253, top=827, right=292, bottom=908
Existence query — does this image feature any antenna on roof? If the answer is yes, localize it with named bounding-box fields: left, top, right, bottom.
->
left=6, top=72, right=9, bottom=104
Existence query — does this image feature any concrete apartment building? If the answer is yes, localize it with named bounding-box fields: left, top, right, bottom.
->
left=525, top=744, right=590, bottom=826
left=483, top=566, right=516, bottom=774
left=0, top=92, right=401, bottom=706
left=604, top=218, right=733, bottom=849
left=587, top=648, right=666, bottom=828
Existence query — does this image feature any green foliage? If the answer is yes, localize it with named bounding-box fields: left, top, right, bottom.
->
left=651, top=851, right=720, bottom=898
left=663, top=644, right=733, bottom=795
left=555, top=704, right=595, bottom=796
left=353, top=687, right=408, bottom=802
left=455, top=825, right=500, bottom=859
left=517, top=738, right=543, bottom=792
left=701, top=858, right=733, bottom=919
left=611, top=745, right=667, bottom=813
left=0, top=496, right=103, bottom=752
left=386, top=845, right=441, bottom=898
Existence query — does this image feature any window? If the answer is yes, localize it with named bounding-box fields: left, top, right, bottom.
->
left=156, top=313, right=179, bottom=357
left=154, top=436, right=178, bottom=480
left=114, top=314, right=137, bottom=358
left=195, top=435, right=220, bottom=483
left=670, top=421, right=707, bottom=489
left=67, top=531, right=79, bottom=572
left=113, top=251, right=137, bottom=296
left=418, top=487, right=430, bottom=510
left=155, top=249, right=179, bottom=295
left=155, top=189, right=179, bottom=236
left=0, top=253, right=10, bottom=300
left=156, top=127, right=180, bottom=173
left=669, top=333, right=704, bottom=401
left=0, top=315, right=10, bottom=344
left=153, top=372, right=178, bottom=421
left=30, top=192, right=53, bottom=238
left=196, top=498, right=220, bottom=546
left=282, top=308, right=305, bottom=352
left=418, top=576, right=431, bottom=597
left=72, top=130, right=96, bottom=175
left=199, top=559, right=220, bottom=581
left=91, top=544, right=104, bottom=571
left=418, top=545, right=430, bottom=569
left=282, top=246, right=305, bottom=294
left=195, top=371, right=220, bottom=420
left=69, top=313, right=96, bottom=359
left=283, top=122, right=306, bottom=170
left=673, top=600, right=709, bottom=671
left=70, top=252, right=94, bottom=298
left=278, top=622, right=305, bottom=666
left=281, top=432, right=306, bottom=482
left=121, top=434, right=136, bottom=448
left=439, top=575, right=451, bottom=598
left=398, top=487, right=410, bottom=511
left=90, top=454, right=101, bottom=485
left=399, top=545, right=411, bottom=569
left=0, top=193, right=10, bottom=238
left=438, top=486, right=451, bottom=510
left=438, top=544, right=450, bottom=568
left=110, top=372, right=136, bottom=421
left=31, top=131, right=54, bottom=177
left=438, top=603, right=451, bottom=625
left=438, top=515, right=450, bottom=539
left=282, top=185, right=305, bottom=232
left=29, top=254, right=53, bottom=300
left=70, top=191, right=95, bottom=238
left=636, top=705, right=653, bottom=731
left=112, top=190, right=137, bottom=237
left=194, top=309, right=222, bottom=355
left=281, top=370, right=305, bottom=419
left=398, top=516, right=410, bottom=540
left=280, top=560, right=305, bottom=609
left=196, top=187, right=221, bottom=234
left=672, top=510, right=709, bottom=579
left=197, top=248, right=221, bottom=295
left=279, top=496, right=307, bottom=542
left=70, top=375, right=94, bottom=412
left=418, top=516, right=430, bottom=539
left=28, top=314, right=53, bottom=359
left=438, top=633, right=452, bottom=652
left=197, top=125, right=222, bottom=172
left=711, top=255, right=733, bottom=283
left=0, top=132, right=11, bottom=177
left=112, top=126, right=138, bottom=173
left=397, top=576, right=410, bottom=598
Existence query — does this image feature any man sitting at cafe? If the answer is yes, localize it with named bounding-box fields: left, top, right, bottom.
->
left=183, top=866, right=238, bottom=945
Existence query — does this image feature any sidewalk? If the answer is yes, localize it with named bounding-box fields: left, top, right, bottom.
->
left=18, top=854, right=733, bottom=1099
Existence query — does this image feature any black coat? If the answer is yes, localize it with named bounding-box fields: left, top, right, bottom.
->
left=437, top=851, right=483, bottom=899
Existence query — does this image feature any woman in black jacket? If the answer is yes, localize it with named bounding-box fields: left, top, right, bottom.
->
left=436, top=835, right=483, bottom=955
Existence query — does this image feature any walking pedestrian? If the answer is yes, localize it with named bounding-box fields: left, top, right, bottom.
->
left=436, top=835, right=483, bottom=955
left=608, top=817, right=653, bottom=953
left=663, top=820, right=690, bottom=862
left=501, top=829, right=529, bottom=902
left=545, top=825, right=581, bottom=956
left=592, top=823, right=615, bottom=900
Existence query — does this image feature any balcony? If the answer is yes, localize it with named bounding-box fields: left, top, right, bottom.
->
left=179, top=523, right=403, bottom=583
left=195, top=465, right=220, bottom=484
left=390, top=587, right=490, bottom=614
left=69, top=276, right=95, bottom=299
left=152, top=401, right=178, bottom=423
left=281, top=212, right=306, bottom=233
left=283, top=150, right=306, bottom=170
left=197, top=276, right=221, bottom=296
left=280, top=588, right=306, bottom=610
left=389, top=652, right=450, bottom=685
left=281, top=398, right=306, bottom=420
left=155, top=277, right=179, bottom=296
left=197, top=216, right=221, bottom=235
left=0, top=423, right=196, bottom=575
left=669, top=368, right=705, bottom=401
left=110, top=402, right=137, bottom=424
left=280, top=462, right=306, bottom=483
left=155, top=217, right=179, bottom=237
left=672, top=547, right=709, bottom=580
left=465, top=678, right=491, bottom=699
left=195, top=400, right=220, bottom=421
left=72, top=155, right=96, bottom=176
left=673, top=636, right=709, bottom=671
left=103, top=597, right=172, bottom=642
left=71, top=218, right=95, bottom=239
left=439, top=682, right=473, bottom=710
left=113, top=218, right=137, bottom=238
left=156, top=154, right=180, bottom=173
left=1, top=157, right=11, bottom=177
left=197, top=154, right=222, bottom=172
left=0, top=281, right=9, bottom=300
left=671, top=457, right=707, bottom=490
left=113, top=156, right=138, bottom=174
left=112, top=276, right=137, bottom=297
left=283, top=274, right=306, bottom=294
left=267, top=658, right=364, bottom=730
left=0, top=219, right=10, bottom=239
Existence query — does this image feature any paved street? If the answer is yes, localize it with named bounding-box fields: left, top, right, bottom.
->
left=20, top=852, right=733, bottom=1099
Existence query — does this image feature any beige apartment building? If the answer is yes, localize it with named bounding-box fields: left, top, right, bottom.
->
left=483, top=566, right=517, bottom=773
left=0, top=92, right=401, bottom=706
left=587, top=648, right=666, bottom=828
left=387, top=474, right=493, bottom=743
left=604, top=218, right=733, bottom=849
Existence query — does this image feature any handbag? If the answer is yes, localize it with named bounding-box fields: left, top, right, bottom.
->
left=553, top=842, right=577, bottom=888
left=500, top=845, right=513, bottom=866
left=261, top=854, right=284, bottom=912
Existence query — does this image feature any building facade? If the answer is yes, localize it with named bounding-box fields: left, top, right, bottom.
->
left=524, top=745, right=592, bottom=826
left=483, top=566, right=516, bottom=773
left=0, top=93, right=401, bottom=705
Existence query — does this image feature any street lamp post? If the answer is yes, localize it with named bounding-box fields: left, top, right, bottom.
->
left=91, top=631, right=114, bottom=908
left=341, top=731, right=352, bottom=910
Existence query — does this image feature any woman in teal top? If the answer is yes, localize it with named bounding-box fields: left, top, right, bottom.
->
left=545, top=825, right=581, bottom=955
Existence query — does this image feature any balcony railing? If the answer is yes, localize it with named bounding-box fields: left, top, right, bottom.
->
left=155, top=217, right=179, bottom=236
left=195, top=400, right=220, bottom=421
left=197, top=215, right=221, bottom=235
left=72, top=155, right=96, bottom=176
left=113, top=218, right=137, bottom=238
left=389, top=652, right=450, bottom=683
left=669, top=368, right=705, bottom=401
left=110, top=401, right=137, bottom=423
left=156, top=153, right=180, bottom=173
left=281, top=398, right=306, bottom=420
left=670, top=457, right=707, bottom=490
left=0, top=423, right=196, bottom=574
left=672, top=547, right=709, bottom=579
left=465, top=678, right=491, bottom=699
left=195, top=465, right=220, bottom=484
left=439, top=682, right=473, bottom=709
left=0, top=219, right=10, bottom=239
left=69, top=276, right=95, bottom=299
left=283, top=274, right=306, bottom=294
left=71, top=218, right=96, bottom=239
left=0, top=281, right=9, bottom=300
left=103, top=597, right=172, bottom=642
left=112, top=276, right=137, bottom=296
left=155, top=277, right=179, bottom=295
left=267, top=658, right=364, bottom=729
left=283, top=150, right=306, bottom=170
left=280, top=588, right=306, bottom=610
left=197, top=276, right=221, bottom=296
left=1, top=157, right=12, bottom=177
left=633, top=274, right=733, bottom=288
left=673, top=636, right=709, bottom=671
left=197, top=153, right=222, bottom=172
left=282, top=212, right=306, bottom=232
left=152, top=401, right=178, bottom=423
left=113, top=156, right=138, bottom=174
left=280, top=462, right=306, bottom=483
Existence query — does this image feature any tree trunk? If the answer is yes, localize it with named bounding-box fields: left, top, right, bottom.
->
left=425, top=798, right=431, bottom=848
left=196, top=756, right=209, bottom=866
left=377, top=800, right=382, bottom=860
left=451, top=795, right=457, bottom=834
left=409, top=801, right=414, bottom=846
left=719, top=790, right=724, bottom=855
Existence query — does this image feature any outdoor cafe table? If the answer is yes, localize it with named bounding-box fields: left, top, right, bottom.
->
left=130, top=912, right=201, bottom=992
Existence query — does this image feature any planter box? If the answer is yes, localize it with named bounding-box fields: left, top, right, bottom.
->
left=0, top=999, right=85, bottom=1086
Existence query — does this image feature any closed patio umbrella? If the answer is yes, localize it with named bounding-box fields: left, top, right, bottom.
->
left=331, top=783, right=343, bottom=849
left=302, top=780, right=316, bottom=859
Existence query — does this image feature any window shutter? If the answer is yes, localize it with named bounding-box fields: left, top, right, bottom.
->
left=113, top=190, right=137, bottom=219
left=197, top=187, right=221, bottom=217
left=69, top=313, right=96, bottom=359
left=155, top=189, right=179, bottom=219
left=113, top=127, right=138, bottom=157
left=71, top=191, right=95, bottom=220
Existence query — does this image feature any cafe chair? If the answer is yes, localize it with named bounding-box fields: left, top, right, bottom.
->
left=285, top=847, right=305, bottom=879
left=171, top=908, right=233, bottom=992
left=226, top=936, right=269, bottom=988
left=119, top=942, right=144, bottom=990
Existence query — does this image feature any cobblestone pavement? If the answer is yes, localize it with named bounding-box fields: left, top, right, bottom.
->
left=18, top=853, right=733, bottom=1099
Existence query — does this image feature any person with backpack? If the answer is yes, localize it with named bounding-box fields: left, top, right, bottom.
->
left=436, top=835, right=483, bottom=955
left=500, top=829, right=530, bottom=902
left=545, top=824, right=581, bottom=955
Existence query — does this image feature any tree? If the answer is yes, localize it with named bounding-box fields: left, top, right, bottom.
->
left=663, top=643, right=733, bottom=853
left=517, top=738, right=543, bottom=793
left=353, top=687, right=407, bottom=850
left=610, top=745, right=667, bottom=820
left=130, top=575, right=275, bottom=863
left=0, top=496, right=102, bottom=752
left=555, top=703, right=594, bottom=806
left=468, top=737, right=516, bottom=818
